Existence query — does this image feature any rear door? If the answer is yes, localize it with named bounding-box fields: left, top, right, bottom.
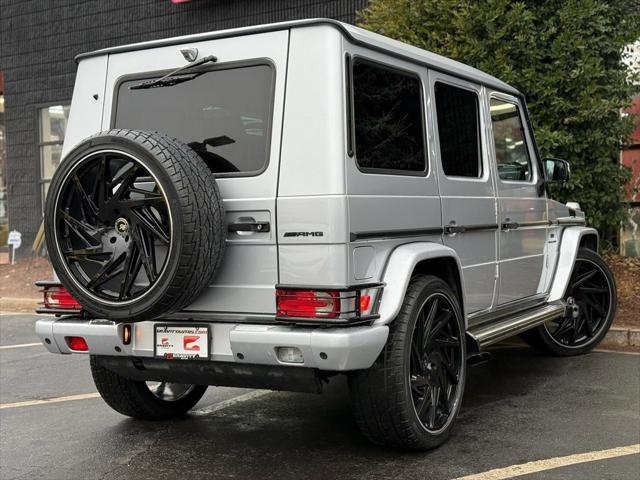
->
left=103, top=30, right=289, bottom=315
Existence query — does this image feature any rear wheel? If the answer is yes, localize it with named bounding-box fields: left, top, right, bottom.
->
left=522, top=248, right=616, bottom=356
left=90, top=356, right=207, bottom=419
left=348, top=275, right=466, bottom=450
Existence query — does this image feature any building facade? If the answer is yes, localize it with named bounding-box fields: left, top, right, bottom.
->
left=0, top=0, right=368, bottom=256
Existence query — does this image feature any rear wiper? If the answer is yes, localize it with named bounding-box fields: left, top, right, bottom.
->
left=130, top=55, right=217, bottom=90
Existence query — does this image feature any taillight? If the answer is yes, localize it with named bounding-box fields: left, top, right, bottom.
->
left=37, top=282, right=82, bottom=312
left=275, top=285, right=381, bottom=324
left=276, top=290, right=340, bottom=318
left=65, top=336, right=89, bottom=351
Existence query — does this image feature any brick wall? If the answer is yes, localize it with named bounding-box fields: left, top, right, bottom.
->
left=0, top=0, right=368, bottom=255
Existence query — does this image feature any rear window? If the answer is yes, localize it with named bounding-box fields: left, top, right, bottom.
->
left=114, top=64, right=274, bottom=175
left=352, top=59, right=426, bottom=175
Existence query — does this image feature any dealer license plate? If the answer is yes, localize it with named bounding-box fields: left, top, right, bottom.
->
left=154, top=324, right=210, bottom=360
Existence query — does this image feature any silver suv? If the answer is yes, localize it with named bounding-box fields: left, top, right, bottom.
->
left=36, top=19, right=616, bottom=450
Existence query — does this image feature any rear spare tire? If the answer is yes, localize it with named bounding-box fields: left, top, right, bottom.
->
left=44, top=129, right=226, bottom=321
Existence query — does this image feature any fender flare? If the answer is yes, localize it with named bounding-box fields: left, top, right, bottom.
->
left=374, top=242, right=466, bottom=326
left=548, top=226, right=599, bottom=302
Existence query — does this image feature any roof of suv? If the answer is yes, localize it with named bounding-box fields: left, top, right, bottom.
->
left=75, top=18, right=519, bottom=96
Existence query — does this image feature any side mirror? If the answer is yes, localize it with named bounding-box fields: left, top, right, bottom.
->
left=544, top=158, right=570, bottom=183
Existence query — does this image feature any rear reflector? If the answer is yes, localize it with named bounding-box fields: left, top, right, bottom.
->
left=38, top=283, right=82, bottom=312
left=65, top=336, right=89, bottom=352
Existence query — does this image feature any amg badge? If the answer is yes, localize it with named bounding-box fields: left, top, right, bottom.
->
left=283, top=231, right=324, bottom=237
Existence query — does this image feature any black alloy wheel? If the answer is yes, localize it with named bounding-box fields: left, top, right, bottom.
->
left=545, top=255, right=613, bottom=348
left=409, top=292, right=464, bottom=433
left=522, top=248, right=616, bottom=356
left=54, top=150, right=171, bottom=302
left=349, top=275, right=466, bottom=450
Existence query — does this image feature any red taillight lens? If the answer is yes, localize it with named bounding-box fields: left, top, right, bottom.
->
left=360, top=294, right=371, bottom=312
left=65, top=336, right=89, bottom=351
left=41, top=284, right=82, bottom=310
left=276, top=290, right=340, bottom=318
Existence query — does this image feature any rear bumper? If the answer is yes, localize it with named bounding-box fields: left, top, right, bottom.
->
left=35, top=317, right=388, bottom=372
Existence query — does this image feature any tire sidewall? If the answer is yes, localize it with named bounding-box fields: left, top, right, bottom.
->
left=399, top=277, right=467, bottom=445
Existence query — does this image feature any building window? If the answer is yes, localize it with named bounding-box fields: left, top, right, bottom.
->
left=434, top=82, right=482, bottom=178
left=352, top=59, right=427, bottom=175
left=39, top=104, right=70, bottom=208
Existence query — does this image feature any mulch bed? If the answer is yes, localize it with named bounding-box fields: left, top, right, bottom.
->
left=604, top=254, right=640, bottom=329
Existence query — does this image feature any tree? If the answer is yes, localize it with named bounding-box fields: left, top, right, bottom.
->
left=359, top=0, right=640, bottom=237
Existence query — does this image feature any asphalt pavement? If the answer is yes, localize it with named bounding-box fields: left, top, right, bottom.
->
left=1, top=313, right=639, bottom=480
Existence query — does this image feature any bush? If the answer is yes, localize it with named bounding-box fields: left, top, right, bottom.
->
left=359, top=0, right=640, bottom=236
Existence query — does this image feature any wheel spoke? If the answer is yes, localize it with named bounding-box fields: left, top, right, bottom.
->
left=110, top=164, right=140, bottom=203
left=119, top=244, right=143, bottom=300
left=576, top=286, right=608, bottom=294
left=132, top=226, right=157, bottom=283
left=86, top=253, right=126, bottom=290
left=442, top=359, right=459, bottom=385
left=571, top=269, right=596, bottom=289
left=64, top=247, right=110, bottom=264
left=427, top=310, right=452, bottom=345
left=93, top=155, right=110, bottom=212
left=428, top=386, right=440, bottom=429
left=120, top=193, right=165, bottom=209
left=421, top=298, right=439, bottom=351
left=59, top=210, right=100, bottom=246
left=72, top=175, right=99, bottom=220
left=131, top=208, right=170, bottom=245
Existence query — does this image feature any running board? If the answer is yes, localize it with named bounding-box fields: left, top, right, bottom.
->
left=468, top=302, right=565, bottom=349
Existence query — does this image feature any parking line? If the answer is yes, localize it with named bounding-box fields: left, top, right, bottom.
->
left=0, top=342, right=42, bottom=350
left=193, top=390, right=272, bottom=415
left=0, top=389, right=272, bottom=412
left=0, top=393, right=102, bottom=410
left=453, top=444, right=640, bottom=480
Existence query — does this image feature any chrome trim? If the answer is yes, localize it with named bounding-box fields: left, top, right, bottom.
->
left=468, top=293, right=548, bottom=326
left=468, top=302, right=565, bottom=348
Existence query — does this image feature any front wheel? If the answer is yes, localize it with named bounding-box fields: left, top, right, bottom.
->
left=90, top=356, right=207, bottom=419
left=522, top=248, right=617, bottom=356
left=348, top=275, right=466, bottom=450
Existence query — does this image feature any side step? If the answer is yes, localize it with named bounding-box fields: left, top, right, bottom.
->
left=468, top=302, right=565, bottom=349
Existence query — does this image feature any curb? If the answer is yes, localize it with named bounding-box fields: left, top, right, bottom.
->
left=600, top=326, right=640, bottom=352
left=0, top=297, right=39, bottom=314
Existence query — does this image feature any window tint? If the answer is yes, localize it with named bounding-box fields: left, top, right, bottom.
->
left=352, top=60, right=426, bottom=174
left=490, top=99, right=532, bottom=182
left=115, top=65, right=273, bottom=175
left=434, top=82, right=481, bottom=177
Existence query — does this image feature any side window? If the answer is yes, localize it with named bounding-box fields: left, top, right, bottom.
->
left=352, top=59, right=426, bottom=174
left=489, top=98, right=532, bottom=182
left=434, top=82, right=482, bottom=178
